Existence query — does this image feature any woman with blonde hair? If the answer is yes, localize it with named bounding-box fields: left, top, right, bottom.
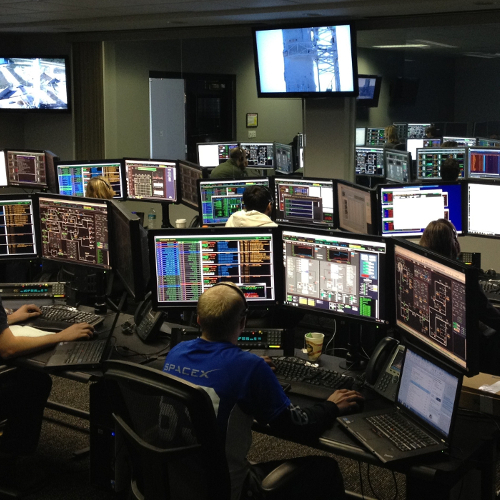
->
left=383, top=125, right=400, bottom=149
left=85, top=176, right=115, bottom=199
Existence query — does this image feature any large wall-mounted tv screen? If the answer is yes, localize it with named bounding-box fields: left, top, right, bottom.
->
left=0, top=57, right=70, bottom=112
left=252, top=24, right=358, bottom=98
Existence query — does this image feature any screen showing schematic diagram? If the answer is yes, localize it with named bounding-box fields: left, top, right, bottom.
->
left=240, top=143, right=274, bottom=168
left=379, top=183, right=463, bottom=237
left=38, top=196, right=110, bottom=269
left=417, top=148, right=466, bottom=180
left=0, top=197, right=36, bottom=258
left=336, top=181, right=375, bottom=234
left=6, top=150, right=47, bottom=188
left=152, top=230, right=276, bottom=307
left=199, top=178, right=270, bottom=225
left=57, top=160, right=124, bottom=198
left=274, top=177, right=334, bottom=227
left=125, top=159, right=177, bottom=201
left=355, top=147, right=384, bottom=176
left=282, top=229, right=388, bottom=323
left=395, top=244, right=468, bottom=370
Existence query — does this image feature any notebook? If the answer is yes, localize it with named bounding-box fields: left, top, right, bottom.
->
left=337, top=346, right=462, bottom=463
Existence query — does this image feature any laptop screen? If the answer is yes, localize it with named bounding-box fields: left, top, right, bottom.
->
left=397, top=348, right=460, bottom=440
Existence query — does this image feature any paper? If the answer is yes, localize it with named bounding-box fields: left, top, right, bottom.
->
left=10, top=325, right=57, bottom=338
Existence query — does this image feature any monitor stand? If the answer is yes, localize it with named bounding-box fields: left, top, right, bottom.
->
left=339, top=324, right=367, bottom=372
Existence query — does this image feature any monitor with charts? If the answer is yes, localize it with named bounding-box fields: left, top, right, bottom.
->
left=467, top=147, right=500, bottom=179
left=417, top=147, right=467, bottom=180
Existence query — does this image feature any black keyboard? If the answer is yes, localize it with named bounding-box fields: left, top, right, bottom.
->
left=272, top=356, right=355, bottom=400
left=65, top=340, right=106, bottom=365
left=366, top=412, right=437, bottom=452
left=39, top=305, right=104, bottom=327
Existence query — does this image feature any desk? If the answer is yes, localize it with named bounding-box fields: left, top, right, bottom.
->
left=254, top=349, right=499, bottom=500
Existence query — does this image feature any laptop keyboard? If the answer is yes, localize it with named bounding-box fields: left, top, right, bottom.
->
left=65, top=339, right=106, bottom=365
left=272, top=356, right=355, bottom=399
left=366, top=412, right=438, bottom=451
left=40, top=305, right=104, bottom=327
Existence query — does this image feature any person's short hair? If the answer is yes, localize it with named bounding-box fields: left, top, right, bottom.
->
left=197, top=282, right=247, bottom=341
left=441, top=158, right=460, bottom=181
left=419, top=219, right=460, bottom=259
left=442, top=140, right=459, bottom=147
left=229, top=147, right=247, bottom=163
left=242, top=185, right=273, bottom=213
left=425, top=125, right=438, bottom=138
left=85, top=176, right=115, bottom=199
left=384, top=125, right=399, bottom=144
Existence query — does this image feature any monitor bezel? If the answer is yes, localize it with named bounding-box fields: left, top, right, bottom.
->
left=384, top=148, right=412, bottom=183
left=0, top=193, right=38, bottom=260
left=252, top=22, right=359, bottom=99
left=4, top=149, right=48, bottom=189
left=393, top=237, right=479, bottom=375
left=281, top=225, right=392, bottom=326
left=148, top=226, right=282, bottom=310
left=356, top=74, right=382, bottom=107
left=124, top=157, right=179, bottom=203
left=55, top=158, right=126, bottom=200
left=35, top=192, right=111, bottom=270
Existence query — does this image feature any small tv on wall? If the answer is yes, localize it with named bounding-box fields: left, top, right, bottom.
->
left=0, top=56, right=70, bottom=112
left=252, top=23, right=358, bottom=98
left=357, top=74, right=382, bottom=107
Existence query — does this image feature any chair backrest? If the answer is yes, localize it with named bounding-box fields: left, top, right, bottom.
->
left=103, top=359, right=231, bottom=500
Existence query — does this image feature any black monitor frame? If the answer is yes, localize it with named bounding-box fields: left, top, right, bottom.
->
left=0, top=194, right=37, bottom=260
left=55, top=158, right=126, bottom=199
left=149, top=226, right=281, bottom=310
left=177, top=159, right=211, bottom=211
left=384, top=149, right=412, bottom=183
left=35, top=193, right=111, bottom=270
left=357, top=74, right=382, bottom=107
left=281, top=226, right=391, bottom=326
left=4, top=149, right=48, bottom=189
left=393, top=238, right=479, bottom=375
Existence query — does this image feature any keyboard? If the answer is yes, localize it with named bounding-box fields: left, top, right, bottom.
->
left=39, top=305, right=104, bottom=327
left=366, top=413, right=437, bottom=452
left=65, top=339, right=107, bottom=365
left=272, top=356, right=355, bottom=400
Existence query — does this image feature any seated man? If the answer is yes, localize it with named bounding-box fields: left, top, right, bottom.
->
left=0, top=299, right=94, bottom=492
left=210, top=146, right=248, bottom=179
left=226, top=185, right=277, bottom=228
left=440, top=158, right=460, bottom=181
left=163, top=282, right=363, bottom=500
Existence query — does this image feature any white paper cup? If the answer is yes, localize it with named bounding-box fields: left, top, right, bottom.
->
left=305, top=332, right=324, bottom=362
left=175, top=218, right=187, bottom=228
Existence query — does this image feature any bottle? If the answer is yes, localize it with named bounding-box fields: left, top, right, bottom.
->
left=147, top=208, right=157, bottom=229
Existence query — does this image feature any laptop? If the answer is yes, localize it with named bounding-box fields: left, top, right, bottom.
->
left=337, top=346, right=462, bottom=463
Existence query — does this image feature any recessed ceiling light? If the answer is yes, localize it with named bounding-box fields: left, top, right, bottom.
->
left=372, top=44, right=429, bottom=49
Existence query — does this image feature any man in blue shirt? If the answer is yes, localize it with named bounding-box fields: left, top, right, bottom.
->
left=164, top=282, right=363, bottom=499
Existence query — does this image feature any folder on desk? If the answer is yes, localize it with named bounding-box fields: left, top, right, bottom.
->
left=337, top=346, right=462, bottom=463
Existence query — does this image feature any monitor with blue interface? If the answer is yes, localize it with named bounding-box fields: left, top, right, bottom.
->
left=379, top=182, right=463, bottom=237
left=385, top=149, right=412, bottom=183
left=198, top=178, right=270, bottom=226
left=150, top=227, right=278, bottom=308
left=355, top=147, right=384, bottom=176
left=282, top=227, right=389, bottom=324
left=274, top=177, right=334, bottom=227
left=357, top=75, right=381, bottom=107
left=336, top=180, right=376, bottom=235
left=197, top=142, right=239, bottom=168
left=56, top=160, right=125, bottom=198
left=417, top=147, right=467, bottom=180
left=467, top=147, right=500, bottom=178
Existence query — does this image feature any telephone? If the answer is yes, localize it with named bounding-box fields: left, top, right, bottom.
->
left=133, top=292, right=164, bottom=342
left=365, top=337, right=405, bottom=402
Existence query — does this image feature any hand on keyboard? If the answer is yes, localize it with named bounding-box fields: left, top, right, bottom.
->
left=59, top=323, right=95, bottom=341
left=7, top=304, right=42, bottom=325
left=328, top=389, right=364, bottom=415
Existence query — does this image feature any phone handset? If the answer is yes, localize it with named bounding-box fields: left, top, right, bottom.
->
left=133, top=292, right=164, bottom=342
left=365, top=337, right=405, bottom=402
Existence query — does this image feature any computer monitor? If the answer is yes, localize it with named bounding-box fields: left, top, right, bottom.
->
left=0, top=195, right=37, bottom=258
left=406, top=138, right=442, bottom=159
left=355, top=147, right=384, bottom=177
left=379, top=182, right=463, bottom=237
left=336, top=179, right=377, bottom=235
left=356, top=128, right=366, bottom=146
left=274, top=177, right=335, bottom=227
left=197, top=142, right=239, bottom=168
left=476, top=138, right=500, bottom=147
left=274, top=142, right=294, bottom=174
left=407, top=123, right=431, bottom=139
left=393, top=122, right=408, bottom=141
left=124, top=158, right=178, bottom=202
left=365, top=128, right=385, bottom=146
left=467, top=180, right=500, bottom=238
left=357, top=75, right=382, bottom=107
left=467, top=147, right=500, bottom=179
left=109, top=200, right=149, bottom=301
left=5, top=150, right=47, bottom=188
left=240, top=142, right=274, bottom=169
left=56, top=159, right=125, bottom=199
left=36, top=194, right=111, bottom=269
left=198, top=178, right=270, bottom=226
left=417, top=147, right=467, bottom=180
left=282, top=227, right=389, bottom=324
left=177, top=160, right=210, bottom=210
left=442, top=136, right=477, bottom=147
left=394, top=238, right=479, bottom=374
left=150, top=227, right=278, bottom=308
left=384, top=149, right=412, bottom=183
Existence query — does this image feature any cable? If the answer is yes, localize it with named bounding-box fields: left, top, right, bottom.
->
left=358, top=461, right=365, bottom=499
left=367, top=463, right=399, bottom=500
left=324, top=319, right=337, bottom=354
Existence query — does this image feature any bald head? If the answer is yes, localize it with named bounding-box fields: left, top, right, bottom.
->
left=197, top=283, right=247, bottom=341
